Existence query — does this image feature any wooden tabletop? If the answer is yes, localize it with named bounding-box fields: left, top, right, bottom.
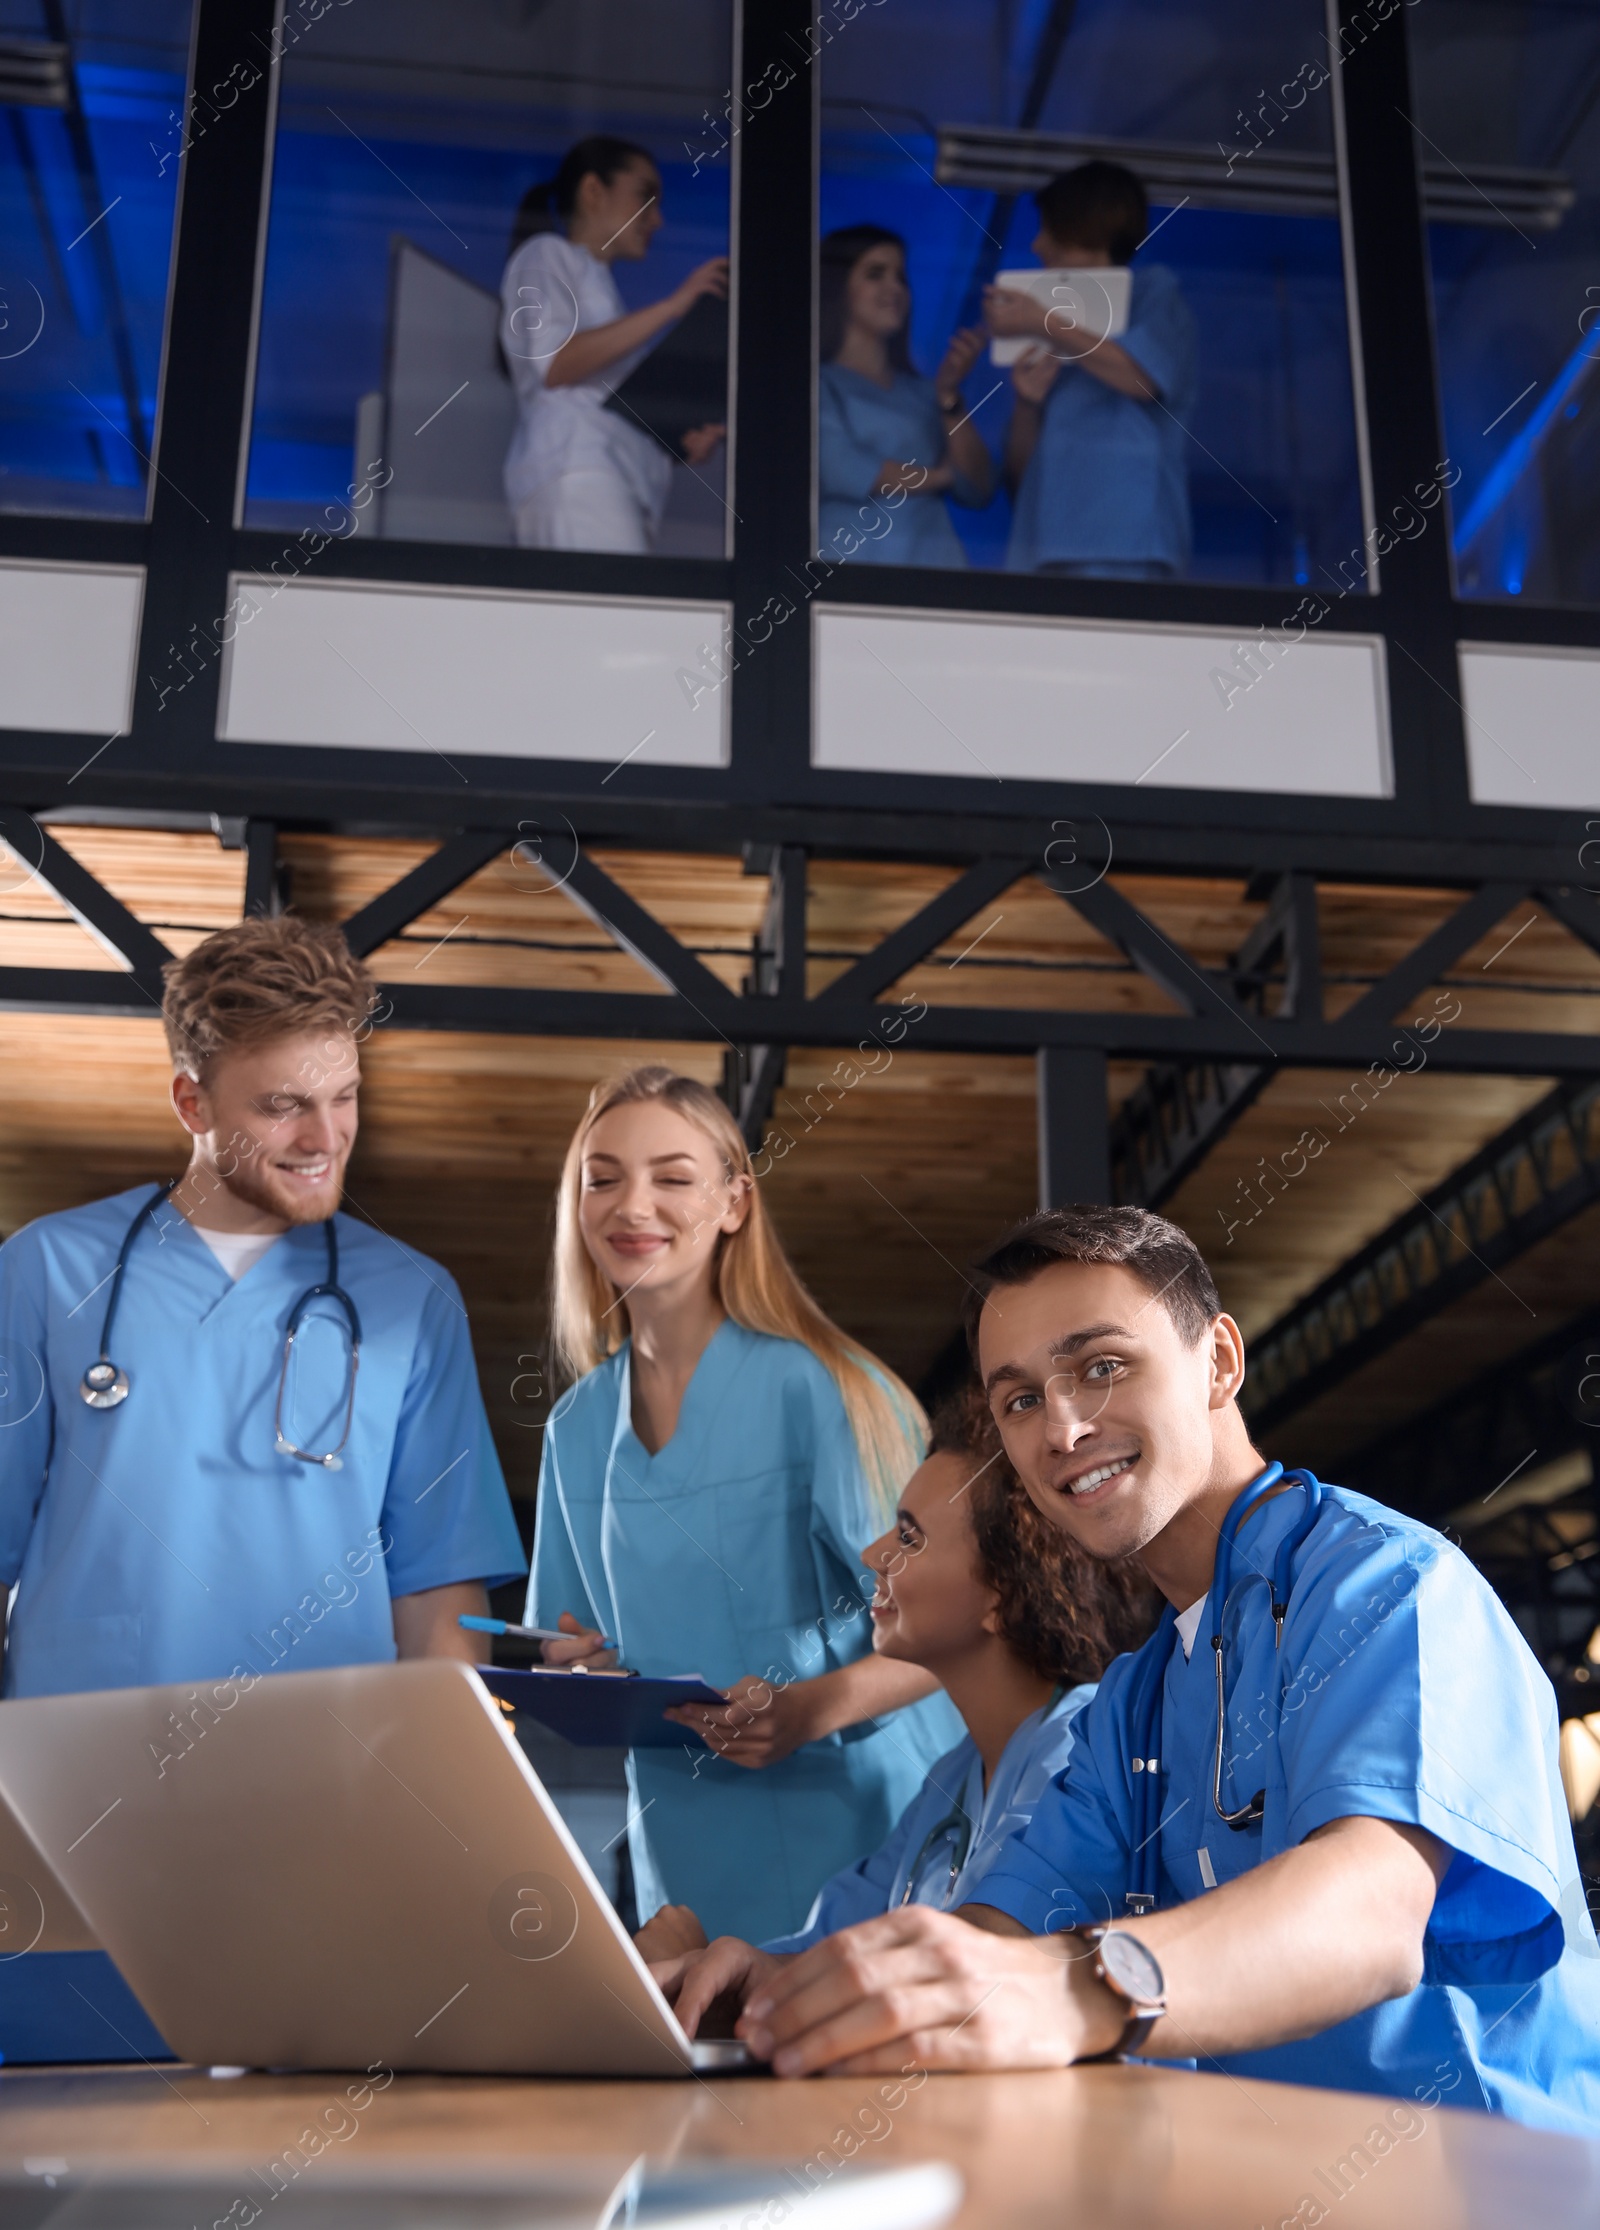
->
left=0, top=2061, right=1594, bottom=2230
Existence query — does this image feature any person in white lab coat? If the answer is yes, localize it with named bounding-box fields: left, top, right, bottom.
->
left=499, top=135, right=727, bottom=552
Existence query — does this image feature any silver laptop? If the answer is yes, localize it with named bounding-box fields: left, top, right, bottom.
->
left=0, top=1659, right=749, bottom=2076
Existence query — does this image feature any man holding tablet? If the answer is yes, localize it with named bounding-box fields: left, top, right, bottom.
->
left=0, top=914, right=523, bottom=1697
left=725, top=1208, right=1600, bottom=2132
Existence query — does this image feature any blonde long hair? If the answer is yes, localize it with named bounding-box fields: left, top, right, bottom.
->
left=551, top=1065, right=925, bottom=1518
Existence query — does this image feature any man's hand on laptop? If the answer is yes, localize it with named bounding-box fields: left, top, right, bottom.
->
left=733, top=1906, right=1120, bottom=2076
left=650, top=1935, right=791, bottom=2040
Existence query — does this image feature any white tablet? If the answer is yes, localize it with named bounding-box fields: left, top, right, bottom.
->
left=988, top=265, right=1132, bottom=364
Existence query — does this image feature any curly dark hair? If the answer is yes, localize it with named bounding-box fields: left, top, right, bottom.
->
left=927, top=1381, right=1158, bottom=1685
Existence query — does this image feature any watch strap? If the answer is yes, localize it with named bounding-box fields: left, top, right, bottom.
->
left=1078, top=1925, right=1166, bottom=2061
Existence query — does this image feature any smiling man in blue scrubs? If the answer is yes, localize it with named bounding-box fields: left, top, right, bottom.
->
left=729, top=1208, right=1600, bottom=2134
left=0, top=914, right=524, bottom=1696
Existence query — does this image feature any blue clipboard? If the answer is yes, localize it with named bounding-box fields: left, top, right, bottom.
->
left=478, top=1665, right=727, bottom=1749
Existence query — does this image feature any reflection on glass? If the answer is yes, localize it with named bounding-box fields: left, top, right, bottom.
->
left=1410, top=3, right=1600, bottom=604
left=501, top=135, right=727, bottom=553
left=818, top=225, right=992, bottom=569
left=244, top=4, right=732, bottom=555
left=0, top=0, right=193, bottom=519
left=819, top=0, right=1367, bottom=588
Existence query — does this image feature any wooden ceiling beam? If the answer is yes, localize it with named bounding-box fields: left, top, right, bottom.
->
left=0, top=810, right=172, bottom=997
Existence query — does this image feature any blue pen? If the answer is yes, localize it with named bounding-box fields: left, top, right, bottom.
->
left=460, top=1613, right=617, bottom=1649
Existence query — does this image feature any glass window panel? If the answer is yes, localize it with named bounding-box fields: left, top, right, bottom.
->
left=0, top=0, right=193, bottom=520
left=818, top=0, right=1367, bottom=586
left=243, top=2, right=732, bottom=558
left=1410, top=2, right=1600, bottom=605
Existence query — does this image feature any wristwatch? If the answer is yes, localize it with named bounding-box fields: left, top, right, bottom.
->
left=1079, top=1926, right=1167, bottom=2059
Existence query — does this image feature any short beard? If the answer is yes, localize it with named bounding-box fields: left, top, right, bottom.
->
left=217, top=1154, right=343, bottom=1227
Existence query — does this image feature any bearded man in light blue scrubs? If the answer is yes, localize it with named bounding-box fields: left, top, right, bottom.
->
left=727, top=1208, right=1600, bottom=2136
left=0, top=914, right=524, bottom=1697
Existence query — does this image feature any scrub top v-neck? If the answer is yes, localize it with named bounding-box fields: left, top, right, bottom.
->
left=765, top=1680, right=1095, bottom=1953
left=530, top=1319, right=962, bottom=1943
left=0, top=1187, right=524, bottom=1696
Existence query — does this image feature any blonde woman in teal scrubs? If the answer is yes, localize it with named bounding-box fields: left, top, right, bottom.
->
left=528, top=1066, right=961, bottom=1943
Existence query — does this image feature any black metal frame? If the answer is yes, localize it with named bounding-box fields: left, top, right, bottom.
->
left=1344, top=1300, right=1600, bottom=1525
left=0, top=0, right=1597, bottom=852
left=6, top=807, right=1597, bottom=1075
left=1246, top=1077, right=1600, bottom=1433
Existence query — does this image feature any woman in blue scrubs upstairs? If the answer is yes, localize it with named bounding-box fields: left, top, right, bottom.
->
left=527, top=1065, right=963, bottom=1944
left=0, top=915, right=523, bottom=1697
left=988, top=161, right=1196, bottom=581
left=818, top=225, right=993, bottom=569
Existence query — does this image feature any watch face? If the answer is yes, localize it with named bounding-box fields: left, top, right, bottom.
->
left=1099, top=1930, right=1164, bottom=2005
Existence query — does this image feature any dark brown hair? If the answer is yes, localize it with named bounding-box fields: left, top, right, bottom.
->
left=1035, top=159, right=1148, bottom=264
left=961, top=1204, right=1221, bottom=1354
left=819, top=224, right=915, bottom=371
left=161, top=915, right=378, bottom=1078
left=508, top=134, right=655, bottom=253
left=928, top=1382, right=1158, bottom=1684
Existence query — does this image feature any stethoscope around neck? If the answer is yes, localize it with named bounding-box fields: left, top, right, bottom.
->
left=898, top=1808, right=973, bottom=1910
left=80, top=1179, right=364, bottom=1469
left=1123, top=1461, right=1323, bottom=1916
left=898, top=1682, right=1069, bottom=1909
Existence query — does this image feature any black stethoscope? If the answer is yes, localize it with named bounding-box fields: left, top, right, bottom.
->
left=80, top=1179, right=364, bottom=1470
left=1123, top=1461, right=1324, bottom=1915
left=897, top=1682, right=1069, bottom=1909
left=899, top=1806, right=974, bottom=1909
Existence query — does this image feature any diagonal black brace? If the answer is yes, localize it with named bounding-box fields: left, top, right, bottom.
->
left=341, top=830, right=513, bottom=959
left=0, top=810, right=173, bottom=995
left=1535, top=883, right=1600, bottom=961
left=1065, top=876, right=1264, bottom=1036
left=815, top=857, right=1027, bottom=1008
left=561, top=850, right=736, bottom=1013
left=1338, top=879, right=1525, bottom=1032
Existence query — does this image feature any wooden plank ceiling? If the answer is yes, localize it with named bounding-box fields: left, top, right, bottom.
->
left=1, top=825, right=1597, bottom=1501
